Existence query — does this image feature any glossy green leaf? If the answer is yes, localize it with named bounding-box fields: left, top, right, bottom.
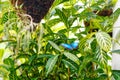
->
left=45, top=54, right=59, bottom=76
left=62, top=59, right=78, bottom=71
left=37, top=54, right=53, bottom=59
left=63, top=52, right=80, bottom=65
left=112, top=70, right=120, bottom=80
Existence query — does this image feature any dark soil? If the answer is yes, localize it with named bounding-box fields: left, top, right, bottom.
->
left=11, top=0, right=55, bottom=23
left=93, top=8, right=113, bottom=16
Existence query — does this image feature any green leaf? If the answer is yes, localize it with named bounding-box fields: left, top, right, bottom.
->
left=112, top=70, right=120, bottom=80
left=110, top=8, right=120, bottom=23
left=0, top=40, right=15, bottom=43
left=28, top=54, right=37, bottom=65
left=46, top=18, right=61, bottom=27
left=79, top=33, right=95, bottom=53
left=9, top=71, right=18, bottom=80
left=95, top=31, right=111, bottom=52
left=0, top=66, right=9, bottom=79
left=3, top=57, right=14, bottom=67
left=0, top=49, right=4, bottom=62
left=78, top=56, right=93, bottom=74
left=16, top=54, right=30, bottom=59
left=43, top=23, right=53, bottom=34
left=112, top=0, right=118, bottom=6
left=79, top=37, right=88, bottom=53
left=31, top=78, right=38, bottom=80
left=45, top=54, right=59, bottom=76
left=0, top=64, right=10, bottom=71
left=1, top=11, right=17, bottom=24
left=37, top=54, right=53, bottom=59
left=63, top=52, right=80, bottom=65
left=48, top=41, right=61, bottom=52
left=62, top=59, right=78, bottom=71
left=55, top=8, right=69, bottom=28
left=52, top=0, right=69, bottom=9
left=111, top=49, right=120, bottom=54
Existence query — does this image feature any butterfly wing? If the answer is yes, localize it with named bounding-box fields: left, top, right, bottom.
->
left=61, top=43, right=73, bottom=50
left=71, top=41, right=79, bottom=49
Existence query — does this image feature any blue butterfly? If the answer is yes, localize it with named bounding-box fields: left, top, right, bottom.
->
left=61, top=41, right=79, bottom=50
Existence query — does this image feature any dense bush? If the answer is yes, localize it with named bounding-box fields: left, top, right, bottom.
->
left=0, top=0, right=120, bottom=80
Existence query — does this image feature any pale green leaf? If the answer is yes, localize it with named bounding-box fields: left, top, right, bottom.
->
left=45, top=54, right=59, bottom=76
left=46, top=18, right=61, bottom=27
left=95, top=31, right=111, bottom=52
left=48, top=41, right=61, bottom=52
left=111, top=49, right=120, bottom=54
left=79, top=33, right=95, bottom=53
left=52, top=0, right=69, bottom=9
left=63, top=52, right=80, bottom=65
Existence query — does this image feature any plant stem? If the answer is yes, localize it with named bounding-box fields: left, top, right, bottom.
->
left=68, top=67, right=70, bottom=80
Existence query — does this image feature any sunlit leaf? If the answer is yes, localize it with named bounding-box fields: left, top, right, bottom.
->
left=95, top=31, right=111, bottom=52
left=0, top=49, right=4, bottom=62
left=79, top=33, right=95, bottom=53
left=52, top=0, right=69, bottom=8
left=55, top=8, right=69, bottom=28
left=46, top=18, right=61, bottom=27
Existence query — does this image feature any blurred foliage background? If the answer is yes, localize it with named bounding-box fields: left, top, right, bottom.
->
left=0, top=0, right=120, bottom=80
